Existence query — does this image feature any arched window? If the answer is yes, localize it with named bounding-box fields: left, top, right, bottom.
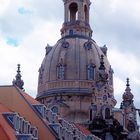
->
left=57, top=64, right=65, bottom=80
left=69, top=3, right=78, bottom=22
left=69, top=29, right=73, bottom=35
left=105, top=108, right=110, bottom=119
left=90, top=104, right=97, bottom=121
left=87, top=65, right=95, bottom=80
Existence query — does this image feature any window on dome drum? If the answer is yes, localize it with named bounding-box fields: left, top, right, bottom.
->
left=57, top=64, right=65, bottom=80
left=87, top=65, right=95, bottom=80
left=69, top=29, right=73, bottom=35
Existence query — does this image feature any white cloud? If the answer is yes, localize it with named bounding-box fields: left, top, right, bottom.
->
left=0, top=0, right=10, bottom=15
left=0, top=17, right=62, bottom=97
left=108, top=47, right=140, bottom=108
left=108, top=48, right=140, bottom=76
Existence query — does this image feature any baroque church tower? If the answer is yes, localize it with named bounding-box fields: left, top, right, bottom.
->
left=120, top=78, right=139, bottom=139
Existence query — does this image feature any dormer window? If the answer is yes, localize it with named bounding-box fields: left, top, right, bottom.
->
left=51, top=106, right=59, bottom=114
left=87, top=64, right=95, bottom=80
left=57, top=64, right=65, bottom=80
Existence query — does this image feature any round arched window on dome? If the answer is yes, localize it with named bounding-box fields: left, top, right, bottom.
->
left=87, top=64, right=95, bottom=80
left=57, top=64, right=65, bottom=80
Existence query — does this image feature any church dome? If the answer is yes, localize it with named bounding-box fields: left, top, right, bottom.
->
left=36, top=0, right=116, bottom=123
left=36, top=38, right=112, bottom=99
left=36, top=0, right=114, bottom=100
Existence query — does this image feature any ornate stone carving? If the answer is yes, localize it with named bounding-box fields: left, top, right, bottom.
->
left=12, top=64, right=24, bottom=90
left=84, top=41, right=92, bottom=50
left=61, top=41, right=69, bottom=48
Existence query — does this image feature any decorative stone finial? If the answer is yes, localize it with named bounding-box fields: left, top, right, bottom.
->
left=100, top=45, right=108, bottom=56
left=99, top=55, right=108, bottom=84
left=123, top=78, right=133, bottom=101
left=125, top=78, right=131, bottom=93
left=99, top=55, right=105, bottom=70
left=13, top=64, right=24, bottom=90
left=126, top=78, right=130, bottom=87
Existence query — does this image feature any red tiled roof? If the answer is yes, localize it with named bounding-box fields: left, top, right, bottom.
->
left=21, top=91, right=41, bottom=105
left=0, top=86, right=56, bottom=140
left=0, top=103, right=12, bottom=112
left=0, top=103, right=17, bottom=140
left=0, top=125, right=10, bottom=140
left=75, top=123, right=92, bottom=136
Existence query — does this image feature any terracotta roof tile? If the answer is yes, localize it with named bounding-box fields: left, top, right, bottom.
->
left=75, top=123, right=92, bottom=136
left=0, top=103, right=12, bottom=112
left=0, top=103, right=17, bottom=140
left=0, top=86, right=56, bottom=140
left=21, top=91, right=41, bottom=105
left=0, top=125, right=10, bottom=140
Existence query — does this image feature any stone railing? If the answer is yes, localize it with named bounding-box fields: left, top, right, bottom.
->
left=47, top=80, right=94, bottom=89
left=38, top=80, right=94, bottom=93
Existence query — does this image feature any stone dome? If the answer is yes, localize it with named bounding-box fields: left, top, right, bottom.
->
left=36, top=37, right=112, bottom=99
left=36, top=0, right=116, bottom=123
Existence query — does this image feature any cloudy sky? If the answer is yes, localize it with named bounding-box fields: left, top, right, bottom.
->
left=0, top=0, right=140, bottom=117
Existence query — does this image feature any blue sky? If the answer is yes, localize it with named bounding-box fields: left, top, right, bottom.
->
left=0, top=0, right=140, bottom=123
left=18, top=7, right=32, bottom=15
left=6, top=37, right=19, bottom=47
